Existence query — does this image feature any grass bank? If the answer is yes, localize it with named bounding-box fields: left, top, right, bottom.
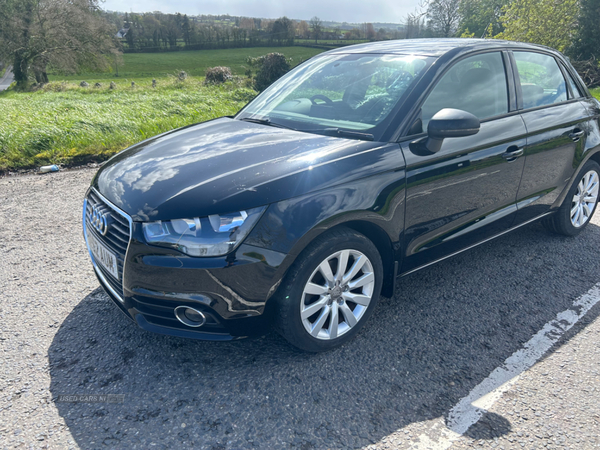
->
left=591, top=87, right=600, bottom=100
left=2, top=46, right=327, bottom=174
left=0, top=77, right=256, bottom=173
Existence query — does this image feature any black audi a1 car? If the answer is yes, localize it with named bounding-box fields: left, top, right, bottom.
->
left=83, top=39, right=600, bottom=352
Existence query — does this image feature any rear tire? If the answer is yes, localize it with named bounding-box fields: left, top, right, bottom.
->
left=543, top=160, right=600, bottom=236
left=274, top=228, right=383, bottom=352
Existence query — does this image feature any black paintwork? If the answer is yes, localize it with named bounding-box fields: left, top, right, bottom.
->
left=87, top=39, right=600, bottom=339
left=513, top=100, right=590, bottom=222
left=94, top=118, right=400, bottom=221
left=401, top=114, right=527, bottom=272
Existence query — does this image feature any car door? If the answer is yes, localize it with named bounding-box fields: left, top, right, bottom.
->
left=510, top=51, right=592, bottom=224
left=400, top=51, right=527, bottom=273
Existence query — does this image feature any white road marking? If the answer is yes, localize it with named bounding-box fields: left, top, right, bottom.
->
left=410, top=283, right=600, bottom=450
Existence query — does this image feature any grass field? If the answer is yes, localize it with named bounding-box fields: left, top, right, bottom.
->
left=0, top=78, right=255, bottom=173
left=51, top=46, right=325, bottom=81
left=591, top=87, right=600, bottom=100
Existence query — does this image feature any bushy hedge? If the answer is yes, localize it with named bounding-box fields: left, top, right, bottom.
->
left=247, top=53, right=290, bottom=92
left=204, top=66, right=232, bottom=85
left=572, top=58, right=600, bottom=88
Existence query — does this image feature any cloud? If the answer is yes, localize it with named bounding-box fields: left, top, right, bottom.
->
left=103, top=0, right=420, bottom=24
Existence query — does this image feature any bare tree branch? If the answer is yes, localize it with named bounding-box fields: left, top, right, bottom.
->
left=0, top=0, right=118, bottom=85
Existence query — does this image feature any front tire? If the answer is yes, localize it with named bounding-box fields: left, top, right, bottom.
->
left=543, top=160, right=600, bottom=236
left=274, top=228, right=383, bottom=352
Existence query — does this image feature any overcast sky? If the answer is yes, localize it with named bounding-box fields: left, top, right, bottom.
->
left=102, top=0, right=421, bottom=24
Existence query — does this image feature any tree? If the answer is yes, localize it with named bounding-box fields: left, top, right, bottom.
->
left=239, top=17, right=255, bottom=31
left=126, top=23, right=135, bottom=49
left=166, top=24, right=178, bottom=48
left=310, top=16, right=322, bottom=44
left=182, top=14, right=192, bottom=46
left=296, top=20, right=309, bottom=39
left=404, top=9, right=426, bottom=39
left=458, top=0, right=508, bottom=38
left=0, top=0, right=118, bottom=86
left=271, top=17, right=294, bottom=45
left=569, top=0, right=600, bottom=59
left=344, top=28, right=360, bottom=40
left=426, top=0, right=461, bottom=37
left=403, top=2, right=427, bottom=39
left=363, top=23, right=375, bottom=40
left=496, top=0, right=578, bottom=52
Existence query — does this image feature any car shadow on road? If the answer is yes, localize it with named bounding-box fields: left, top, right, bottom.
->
left=48, top=221, right=600, bottom=449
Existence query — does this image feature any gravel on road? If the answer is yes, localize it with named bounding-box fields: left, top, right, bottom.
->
left=1, top=168, right=599, bottom=449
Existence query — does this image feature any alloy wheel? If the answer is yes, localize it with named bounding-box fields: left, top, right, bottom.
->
left=300, top=249, right=375, bottom=340
left=571, top=170, right=599, bottom=228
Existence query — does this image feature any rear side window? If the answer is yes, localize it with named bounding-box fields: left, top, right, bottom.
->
left=563, top=67, right=583, bottom=99
left=421, top=52, right=509, bottom=129
left=514, top=52, right=567, bottom=109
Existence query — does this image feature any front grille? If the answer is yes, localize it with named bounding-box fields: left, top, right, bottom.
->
left=84, top=189, right=132, bottom=299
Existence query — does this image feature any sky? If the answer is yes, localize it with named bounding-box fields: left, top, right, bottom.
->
left=101, top=0, right=421, bottom=24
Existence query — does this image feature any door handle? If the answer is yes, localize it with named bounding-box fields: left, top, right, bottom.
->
left=502, top=146, right=524, bottom=161
left=569, top=128, right=585, bottom=142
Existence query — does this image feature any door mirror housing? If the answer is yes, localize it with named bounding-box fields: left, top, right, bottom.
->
left=410, top=108, right=480, bottom=156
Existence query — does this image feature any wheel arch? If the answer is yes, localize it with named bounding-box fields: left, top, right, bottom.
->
left=269, top=219, right=399, bottom=302
left=587, top=149, right=600, bottom=168
left=246, top=172, right=407, bottom=304
left=340, top=221, right=397, bottom=298
left=552, top=148, right=600, bottom=211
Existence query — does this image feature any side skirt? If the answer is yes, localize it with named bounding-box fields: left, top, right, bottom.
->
left=399, top=212, right=554, bottom=278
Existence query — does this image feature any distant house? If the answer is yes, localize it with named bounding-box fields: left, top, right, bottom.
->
left=115, top=28, right=129, bottom=39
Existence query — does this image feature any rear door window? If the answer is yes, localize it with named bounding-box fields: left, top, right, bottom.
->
left=513, top=52, right=567, bottom=109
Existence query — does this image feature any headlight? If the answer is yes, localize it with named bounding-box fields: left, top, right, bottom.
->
left=142, top=206, right=266, bottom=257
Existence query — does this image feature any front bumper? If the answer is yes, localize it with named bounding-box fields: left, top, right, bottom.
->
left=94, top=269, right=274, bottom=340
left=84, top=189, right=288, bottom=340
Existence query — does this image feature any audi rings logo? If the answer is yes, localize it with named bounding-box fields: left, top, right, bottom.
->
left=90, top=205, right=111, bottom=236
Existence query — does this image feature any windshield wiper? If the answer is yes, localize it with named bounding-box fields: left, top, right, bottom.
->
left=239, top=117, right=295, bottom=131
left=239, top=118, right=375, bottom=141
left=322, top=128, right=375, bottom=141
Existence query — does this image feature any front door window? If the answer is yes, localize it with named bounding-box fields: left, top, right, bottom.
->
left=421, top=52, right=509, bottom=130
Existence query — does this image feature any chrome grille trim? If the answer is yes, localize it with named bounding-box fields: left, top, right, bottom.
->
left=83, top=188, right=133, bottom=303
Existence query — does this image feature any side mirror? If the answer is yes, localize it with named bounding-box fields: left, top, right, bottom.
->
left=410, top=108, right=480, bottom=156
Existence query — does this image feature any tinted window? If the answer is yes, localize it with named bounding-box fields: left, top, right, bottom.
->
left=514, top=52, right=567, bottom=108
left=564, top=67, right=583, bottom=99
left=421, top=52, right=508, bottom=129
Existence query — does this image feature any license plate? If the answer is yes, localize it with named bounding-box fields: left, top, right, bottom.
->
left=86, top=228, right=119, bottom=279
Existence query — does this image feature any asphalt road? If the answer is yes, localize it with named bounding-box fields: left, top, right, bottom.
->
left=0, top=66, right=13, bottom=91
left=0, top=168, right=599, bottom=449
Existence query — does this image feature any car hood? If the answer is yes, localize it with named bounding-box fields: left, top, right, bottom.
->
left=94, top=117, right=400, bottom=221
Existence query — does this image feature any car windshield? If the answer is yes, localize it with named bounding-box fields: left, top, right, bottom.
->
left=237, top=53, right=434, bottom=141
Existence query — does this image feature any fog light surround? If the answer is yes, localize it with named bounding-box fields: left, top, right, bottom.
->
left=174, top=306, right=207, bottom=327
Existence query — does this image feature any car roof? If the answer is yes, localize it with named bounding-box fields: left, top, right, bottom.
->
left=326, top=38, right=560, bottom=58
